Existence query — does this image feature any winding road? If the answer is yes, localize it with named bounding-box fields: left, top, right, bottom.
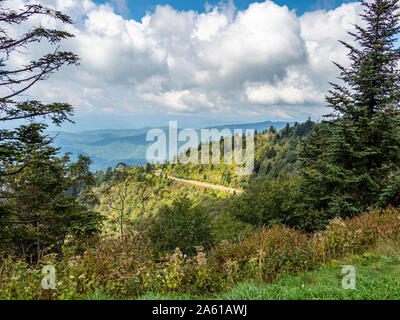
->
left=156, top=170, right=244, bottom=195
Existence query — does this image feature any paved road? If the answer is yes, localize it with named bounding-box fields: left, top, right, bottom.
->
left=156, top=170, right=243, bottom=195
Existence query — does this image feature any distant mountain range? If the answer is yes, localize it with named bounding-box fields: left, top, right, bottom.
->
left=49, top=121, right=293, bottom=171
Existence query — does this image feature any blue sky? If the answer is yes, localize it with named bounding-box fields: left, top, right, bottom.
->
left=94, top=0, right=358, bottom=20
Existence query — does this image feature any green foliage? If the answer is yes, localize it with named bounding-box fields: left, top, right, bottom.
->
left=379, top=176, right=400, bottom=207
left=227, top=178, right=300, bottom=228
left=0, top=1, right=102, bottom=261
left=0, top=154, right=103, bottom=260
left=147, top=196, right=212, bottom=256
left=210, top=251, right=400, bottom=300
left=95, top=165, right=173, bottom=237
left=2, top=207, right=400, bottom=299
left=299, top=0, right=400, bottom=225
left=159, top=119, right=315, bottom=189
left=211, top=209, right=253, bottom=244
left=92, top=120, right=317, bottom=242
left=67, top=155, right=95, bottom=199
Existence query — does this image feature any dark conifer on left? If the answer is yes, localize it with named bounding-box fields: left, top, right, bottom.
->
left=0, top=1, right=102, bottom=260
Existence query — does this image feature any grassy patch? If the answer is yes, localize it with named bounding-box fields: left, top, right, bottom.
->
left=86, top=289, right=118, bottom=300
left=214, top=251, right=400, bottom=300
left=139, top=249, right=400, bottom=300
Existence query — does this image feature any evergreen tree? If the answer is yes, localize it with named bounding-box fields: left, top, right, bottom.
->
left=0, top=155, right=103, bottom=259
left=268, top=126, right=276, bottom=135
left=299, top=0, right=400, bottom=225
left=0, top=2, right=103, bottom=258
left=0, top=1, right=79, bottom=178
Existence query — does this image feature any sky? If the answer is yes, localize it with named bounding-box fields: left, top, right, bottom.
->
left=2, top=0, right=363, bottom=130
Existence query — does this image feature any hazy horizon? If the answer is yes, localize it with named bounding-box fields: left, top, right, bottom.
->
left=45, top=115, right=302, bottom=133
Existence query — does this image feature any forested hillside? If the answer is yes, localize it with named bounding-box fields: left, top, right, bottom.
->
left=50, top=121, right=291, bottom=171
left=158, top=119, right=314, bottom=189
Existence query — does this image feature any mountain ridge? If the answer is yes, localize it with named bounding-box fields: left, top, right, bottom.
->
left=49, top=121, right=294, bottom=171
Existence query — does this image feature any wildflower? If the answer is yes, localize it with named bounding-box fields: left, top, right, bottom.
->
left=330, top=218, right=346, bottom=228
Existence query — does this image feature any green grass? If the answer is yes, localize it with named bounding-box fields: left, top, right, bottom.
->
left=137, top=249, right=400, bottom=300
left=138, top=293, right=193, bottom=300
left=86, top=289, right=118, bottom=300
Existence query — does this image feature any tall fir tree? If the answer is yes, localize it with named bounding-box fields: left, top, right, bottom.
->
left=0, top=2, right=103, bottom=259
left=299, top=0, right=400, bottom=228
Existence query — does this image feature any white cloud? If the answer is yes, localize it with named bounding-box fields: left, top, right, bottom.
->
left=142, top=90, right=215, bottom=113
left=299, top=3, right=363, bottom=84
left=194, top=7, right=229, bottom=41
left=2, top=0, right=363, bottom=122
left=245, top=70, right=324, bottom=105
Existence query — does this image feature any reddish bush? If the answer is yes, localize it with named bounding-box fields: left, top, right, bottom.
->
left=1, top=207, right=400, bottom=299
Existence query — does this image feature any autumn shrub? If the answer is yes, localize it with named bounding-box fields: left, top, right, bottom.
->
left=1, top=207, right=400, bottom=299
left=316, top=207, right=400, bottom=262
